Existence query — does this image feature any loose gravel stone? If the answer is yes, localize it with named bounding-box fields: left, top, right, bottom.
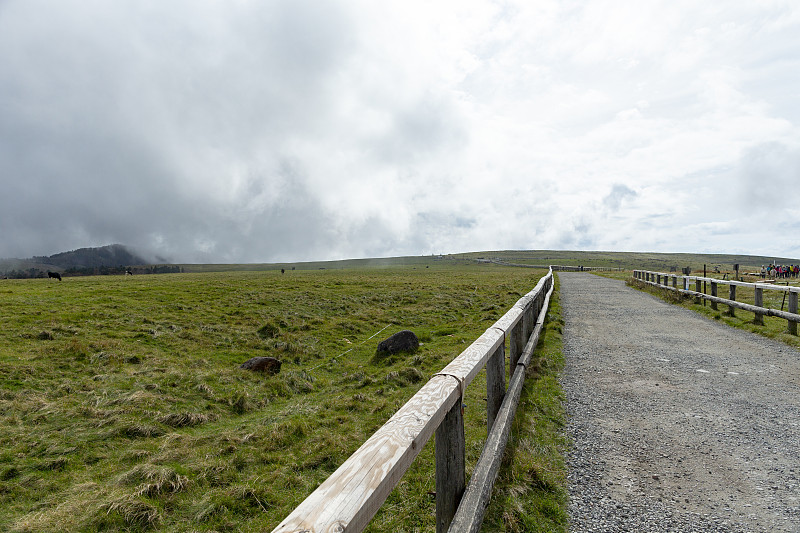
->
left=559, top=273, right=800, bottom=532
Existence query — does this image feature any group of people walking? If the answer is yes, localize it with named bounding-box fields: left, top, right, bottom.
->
left=761, top=264, right=800, bottom=278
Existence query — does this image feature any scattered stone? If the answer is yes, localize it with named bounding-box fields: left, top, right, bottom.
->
left=376, top=330, right=419, bottom=356
left=240, top=356, right=282, bottom=374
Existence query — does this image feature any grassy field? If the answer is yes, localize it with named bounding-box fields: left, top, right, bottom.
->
left=179, top=249, right=799, bottom=275
left=0, top=263, right=566, bottom=532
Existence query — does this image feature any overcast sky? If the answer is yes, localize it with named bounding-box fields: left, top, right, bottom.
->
left=1, top=1, right=799, bottom=263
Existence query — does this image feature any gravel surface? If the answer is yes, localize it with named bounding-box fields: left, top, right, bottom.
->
left=559, top=273, right=800, bottom=532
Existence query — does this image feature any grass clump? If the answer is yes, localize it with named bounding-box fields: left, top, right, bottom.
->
left=118, top=463, right=190, bottom=497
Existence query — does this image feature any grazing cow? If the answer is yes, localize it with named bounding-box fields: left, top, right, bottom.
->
left=47, top=271, right=62, bottom=281
left=125, top=270, right=133, bottom=276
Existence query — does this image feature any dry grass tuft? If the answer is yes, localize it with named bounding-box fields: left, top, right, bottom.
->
left=102, top=495, right=161, bottom=528
left=158, top=412, right=210, bottom=428
left=116, top=422, right=165, bottom=439
left=118, top=463, right=189, bottom=497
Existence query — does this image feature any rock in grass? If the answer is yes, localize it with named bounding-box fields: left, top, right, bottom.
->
left=376, top=330, right=419, bottom=356
left=240, top=356, right=282, bottom=374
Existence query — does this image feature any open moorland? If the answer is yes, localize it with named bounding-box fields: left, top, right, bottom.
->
left=0, top=263, right=567, bottom=532
left=4, top=249, right=797, bottom=532
left=178, top=249, right=799, bottom=275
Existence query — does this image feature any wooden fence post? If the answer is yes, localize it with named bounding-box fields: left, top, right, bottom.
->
left=788, top=292, right=798, bottom=336
left=522, top=305, right=533, bottom=346
left=754, top=287, right=764, bottom=325
left=728, top=285, right=736, bottom=317
left=695, top=279, right=702, bottom=304
left=486, top=344, right=505, bottom=433
left=436, top=400, right=465, bottom=533
left=711, top=281, right=718, bottom=310
left=510, top=322, right=522, bottom=369
left=672, top=275, right=677, bottom=289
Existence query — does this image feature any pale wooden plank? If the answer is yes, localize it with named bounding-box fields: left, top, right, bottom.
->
left=437, top=328, right=504, bottom=389
left=490, top=307, right=523, bottom=333
left=271, top=375, right=460, bottom=532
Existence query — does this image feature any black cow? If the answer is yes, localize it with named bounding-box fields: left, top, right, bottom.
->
left=47, top=271, right=62, bottom=281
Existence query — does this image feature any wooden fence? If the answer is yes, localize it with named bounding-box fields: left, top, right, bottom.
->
left=272, top=268, right=555, bottom=533
left=633, top=270, right=800, bottom=335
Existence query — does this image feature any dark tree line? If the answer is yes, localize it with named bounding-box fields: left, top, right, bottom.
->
left=2, top=265, right=183, bottom=279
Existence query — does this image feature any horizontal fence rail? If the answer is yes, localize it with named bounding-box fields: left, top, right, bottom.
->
left=272, top=268, right=555, bottom=533
left=633, top=270, right=800, bottom=335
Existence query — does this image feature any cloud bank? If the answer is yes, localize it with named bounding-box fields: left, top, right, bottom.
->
left=1, top=0, right=799, bottom=262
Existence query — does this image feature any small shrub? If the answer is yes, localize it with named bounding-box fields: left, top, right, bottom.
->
left=257, top=321, right=281, bottom=339
left=229, top=394, right=251, bottom=414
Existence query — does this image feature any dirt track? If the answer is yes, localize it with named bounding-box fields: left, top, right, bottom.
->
left=559, top=273, right=800, bottom=532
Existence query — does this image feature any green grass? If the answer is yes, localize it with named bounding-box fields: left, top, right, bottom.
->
left=0, top=264, right=564, bottom=532
left=176, top=249, right=799, bottom=275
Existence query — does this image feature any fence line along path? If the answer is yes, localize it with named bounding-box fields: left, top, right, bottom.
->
left=272, top=269, right=554, bottom=533
left=634, top=270, right=800, bottom=334
left=560, top=272, right=800, bottom=532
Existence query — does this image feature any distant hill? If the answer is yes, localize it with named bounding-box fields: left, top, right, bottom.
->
left=30, top=244, right=148, bottom=269
left=0, top=244, right=153, bottom=278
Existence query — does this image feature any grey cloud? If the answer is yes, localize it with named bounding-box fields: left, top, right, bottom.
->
left=737, top=142, right=800, bottom=209
left=602, top=184, right=637, bottom=211
left=0, top=0, right=359, bottom=260
left=370, top=95, right=469, bottom=164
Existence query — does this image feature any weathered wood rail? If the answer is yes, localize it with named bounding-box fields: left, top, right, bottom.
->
left=633, top=270, right=800, bottom=335
left=272, top=268, right=554, bottom=533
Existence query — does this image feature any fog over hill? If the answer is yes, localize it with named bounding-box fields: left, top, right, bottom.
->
left=0, top=244, right=156, bottom=275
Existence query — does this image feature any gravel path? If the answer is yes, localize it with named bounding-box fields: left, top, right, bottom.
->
left=559, top=273, right=800, bottom=532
